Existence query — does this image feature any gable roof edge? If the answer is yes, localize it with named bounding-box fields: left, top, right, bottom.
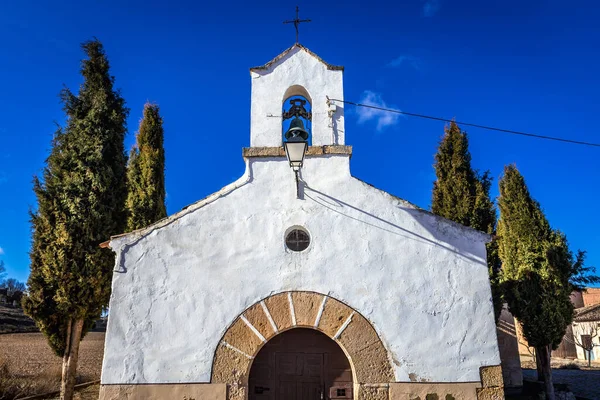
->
left=351, top=176, right=493, bottom=243
left=574, top=303, right=600, bottom=322
left=250, top=43, right=344, bottom=72
left=100, top=159, right=251, bottom=250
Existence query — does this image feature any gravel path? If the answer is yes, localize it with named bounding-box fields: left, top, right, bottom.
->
left=523, top=368, right=600, bottom=400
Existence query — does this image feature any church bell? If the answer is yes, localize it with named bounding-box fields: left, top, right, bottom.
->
left=285, top=117, right=309, bottom=141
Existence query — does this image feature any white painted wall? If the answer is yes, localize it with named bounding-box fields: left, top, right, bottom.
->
left=250, top=46, right=345, bottom=147
left=101, top=154, right=500, bottom=385
left=572, top=321, right=600, bottom=361
left=102, top=45, right=499, bottom=386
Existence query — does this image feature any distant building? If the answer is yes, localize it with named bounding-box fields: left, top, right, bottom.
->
left=514, top=288, right=600, bottom=362
left=582, top=288, right=600, bottom=307
left=572, top=304, right=600, bottom=362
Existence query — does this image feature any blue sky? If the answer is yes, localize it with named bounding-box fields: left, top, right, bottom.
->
left=0, top=0, right=598, bottom=284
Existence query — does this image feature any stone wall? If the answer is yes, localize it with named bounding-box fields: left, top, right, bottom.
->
left=387, top=366, right=503, bottom=400
left=496, top=307, right=523, bottom=387
left=99, top=383, right=226, bottom=400
left=582, top=288, right=600, bottom=307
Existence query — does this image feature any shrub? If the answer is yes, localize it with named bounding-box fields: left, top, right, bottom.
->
left=559, top=362, right=580, bottom=370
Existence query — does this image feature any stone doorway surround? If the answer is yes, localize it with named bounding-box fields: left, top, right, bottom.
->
left=211, top=291, right=394, bottom=400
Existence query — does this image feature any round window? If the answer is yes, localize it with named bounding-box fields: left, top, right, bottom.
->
left=285, top=228, right=310, bottom=252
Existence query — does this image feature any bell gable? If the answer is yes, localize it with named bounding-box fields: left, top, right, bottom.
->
left=250, top=44, right=345, bottom=147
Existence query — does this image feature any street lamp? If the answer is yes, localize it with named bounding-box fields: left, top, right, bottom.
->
left=284, top=117, right=309, bottom=170
left=283, top=116, right=309, bottom=198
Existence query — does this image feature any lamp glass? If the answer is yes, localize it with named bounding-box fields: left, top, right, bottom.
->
left=284, top=141, right=308, bottom=170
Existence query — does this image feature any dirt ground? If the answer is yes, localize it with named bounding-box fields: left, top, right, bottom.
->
left=2, top=333, right=599, bottom=399
left=0, top=332, right=104, bottom=399
left=522, top=368, right=600, bottom=400
left=520, top=355, right=600, bottom=399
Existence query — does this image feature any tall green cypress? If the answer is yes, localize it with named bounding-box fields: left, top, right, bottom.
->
left=23, top=39, right=128, bottom=400
left=498, top=165, right=576, bottom=400
left=125, top=103, right=167, bottom=231
left=431, top=121, right=501, bottom=319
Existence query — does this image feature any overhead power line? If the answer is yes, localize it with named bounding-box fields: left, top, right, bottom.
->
left=329, top=99, right=600, bottom=148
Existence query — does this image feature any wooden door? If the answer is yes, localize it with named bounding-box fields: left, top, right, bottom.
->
left=249, top=328, right=353, bottom=400
left=276, top=352, right=323, bottom=400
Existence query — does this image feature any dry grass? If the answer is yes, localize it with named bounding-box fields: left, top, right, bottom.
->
left=46, top=383, right=100, bottom=400
left=520, top=354, right=600, bottom=371
left=0, top=332, right=104, bottom=400
left=0, top=355, right=61, bottom=399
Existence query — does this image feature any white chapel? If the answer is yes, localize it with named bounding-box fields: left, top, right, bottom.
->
left=99, top=44, right=503, bottom=400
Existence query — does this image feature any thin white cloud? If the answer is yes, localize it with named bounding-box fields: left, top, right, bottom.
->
left=423, top=0, right=441, bottom=17
left=387, top=55, right=420, bottom=70
left=0, top=247, right=4, bottom=255
left=356, top=91, right=401, bottom=132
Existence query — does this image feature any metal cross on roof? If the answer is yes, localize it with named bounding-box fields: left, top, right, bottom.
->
left=283, top=6, right=311, bottom=43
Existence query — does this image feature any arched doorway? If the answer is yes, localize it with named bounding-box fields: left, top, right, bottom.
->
left=211, top=291, right=394, bottom=400
left=249, top=328, right=353, bottom=400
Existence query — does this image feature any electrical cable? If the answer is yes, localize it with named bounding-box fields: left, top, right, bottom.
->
left=329, top=99, right=600, bottom=148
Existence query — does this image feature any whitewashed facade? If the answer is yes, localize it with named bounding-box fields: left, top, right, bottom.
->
left=100, top=44, right=502, bottom=400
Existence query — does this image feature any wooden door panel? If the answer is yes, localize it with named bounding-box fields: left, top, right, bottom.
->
left=276, top=353, right=302, bottom=377
left=300, top=382, right=323, bottom=400
left=278, top=381, right=297, bottom=400
left=303, top=353, right=324, bottom=380
left=251, top=382, right=274, bottom=400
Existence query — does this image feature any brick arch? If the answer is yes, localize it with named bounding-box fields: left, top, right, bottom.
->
left=211, top=291, right=394, bottom=400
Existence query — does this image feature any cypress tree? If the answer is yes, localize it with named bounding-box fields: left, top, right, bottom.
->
left=125, top=103, right=167, bottom=231
left=431, top=121, right=501, bottom=319
left=23, top=39, right=128, bottom=400
left=497, top=165, right=595, bottom=400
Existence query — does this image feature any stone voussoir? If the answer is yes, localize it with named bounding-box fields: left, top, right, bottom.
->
left=222, top=317, right=263, bottom=357
left=352, top=341, right=395, bottom=383
left=318, top=296, right=354, bottom=337
left=337, top=311, right=381, bottom=354
left=243, top=302, right=276, bottom=341
left=211, top=343, right=253, bottom=385
left=291, top=291, right=322, bottom=327
left=264, top=292, right=294, bottom=331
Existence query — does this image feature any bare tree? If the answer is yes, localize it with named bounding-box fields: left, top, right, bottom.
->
left=0, top=278, right=26, bottom=295
left=565, top=323, right=599, bottom=367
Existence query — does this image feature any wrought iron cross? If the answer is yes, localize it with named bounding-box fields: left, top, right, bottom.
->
left=283, top=6, right=311, bottom=43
